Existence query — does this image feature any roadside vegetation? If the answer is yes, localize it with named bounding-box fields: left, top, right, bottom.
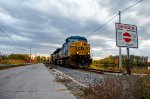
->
left=84, top=75, right=150, bottom=99
left=90, top=55, right=150, bottom=74
left=0, top=53, right=50, bottom=70
left=48, top=63, right=150, bottom=99
left=0, top=64, right=29, bottom=70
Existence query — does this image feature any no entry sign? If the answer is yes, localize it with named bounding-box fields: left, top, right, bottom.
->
left=123, top=32, right=131, bottom=42
left=115, top=23, right=138, bottom=48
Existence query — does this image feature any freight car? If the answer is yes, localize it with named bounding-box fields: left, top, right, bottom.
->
left=51, top=36, right=92, bottom=67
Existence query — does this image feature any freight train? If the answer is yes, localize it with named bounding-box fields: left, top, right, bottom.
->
left=51, top=36, right=92, bottom=67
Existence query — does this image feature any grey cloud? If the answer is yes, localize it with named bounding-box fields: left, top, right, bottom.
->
left=98, top=0, right=131, bottom=15
left=0, top=0, right=149, bottom=59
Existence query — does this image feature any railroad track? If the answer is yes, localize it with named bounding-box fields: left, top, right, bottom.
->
left=51, top=65, right=121, bottom=74
left=87, top=68, right=122, bottom=73
left=45, top=63, right=122, bottom=74
left=79, top=67, right=122, bottom=74
left=79, top=68, right=104, bottom=74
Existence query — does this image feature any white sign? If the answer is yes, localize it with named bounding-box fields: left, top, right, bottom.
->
left=115, top=23, right=138, bottom=48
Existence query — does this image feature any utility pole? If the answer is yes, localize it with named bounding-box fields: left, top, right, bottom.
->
left=118, top=11, right=131, bottom=74
left=118, top=11, right=122, bottom=71
left=35, top=52, right=37, bottom=62
left=30, top=45, right=31, bottom=64
left=0, top=52, right=2, bottom=60
left=35, top=52, right=36, bottom=58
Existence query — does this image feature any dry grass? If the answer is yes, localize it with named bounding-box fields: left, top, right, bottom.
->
left=84, top=75, right=150, bottom=99
left=132, top=69, right=150, bottom=74
left=0, top=64, right=28, bottom=70
left=90, top=64, right=150, bottom=74
left=0, top=59, right=24, bottom=64
left=0, top=59, right=29, bottom=70
left=54, top=74, right=72, bottom=84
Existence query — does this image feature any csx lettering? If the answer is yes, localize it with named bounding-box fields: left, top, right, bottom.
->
left=78, top=47, right=84, bottom=50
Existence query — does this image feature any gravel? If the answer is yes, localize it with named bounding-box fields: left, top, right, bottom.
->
left=54, top=66, right=105, bottom=86
left=47, top=65, right=122, bottom=99
left=47, top=65, right=150, bottom=99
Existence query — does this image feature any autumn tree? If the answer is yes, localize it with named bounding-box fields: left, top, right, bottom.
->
left=9, top=54, right=29, bottom=60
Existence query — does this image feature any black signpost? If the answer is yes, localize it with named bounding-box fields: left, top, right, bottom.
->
left=126, top=47, right=131, bottom=74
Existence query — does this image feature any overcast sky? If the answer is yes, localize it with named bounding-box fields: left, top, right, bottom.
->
left=0, top=0, right=149, bottom=59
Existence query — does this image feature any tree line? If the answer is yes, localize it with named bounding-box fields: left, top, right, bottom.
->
left=0, top=54, right=50, bottom=63
left=93, top=55, right=149, bottom=68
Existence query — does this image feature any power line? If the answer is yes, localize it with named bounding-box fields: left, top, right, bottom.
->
left=86, top=14, right=118, bottom=38
left=86, top=0, right=143, bottom=38
left=121, top=0, right=143, bottom=13
left=0, top=28, right=27, bottom=52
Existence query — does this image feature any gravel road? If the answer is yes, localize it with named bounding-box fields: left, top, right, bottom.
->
left=0, top=63, right=76, bottom=99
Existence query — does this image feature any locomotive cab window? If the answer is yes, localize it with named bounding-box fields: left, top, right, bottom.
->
left=78, top=39, right=87, bottom=43
left=66, top=36, right=87, bottom=44
left=69, top=39, right=78, bottom=42
left=68, top=38, right=87, bottom=43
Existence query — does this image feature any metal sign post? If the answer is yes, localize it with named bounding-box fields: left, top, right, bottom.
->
left=118, top=11, right=122, bottom=71
left=126, top=47, right=131, bottom=74
left=115, top=23, right=138, bottom=75
left=30, top=45, right=31, bottom=64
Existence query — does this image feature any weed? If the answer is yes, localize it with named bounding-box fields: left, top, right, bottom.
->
left=84, top=75, right=150, bottom=99
left=55, top=74, right=72, bottom=84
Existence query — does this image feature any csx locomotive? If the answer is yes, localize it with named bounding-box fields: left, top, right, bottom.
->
left=51, top=36, right=92, bottom=67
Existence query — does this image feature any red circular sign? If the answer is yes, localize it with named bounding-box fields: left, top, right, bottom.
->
left=123, top=32, right=131, bottom=42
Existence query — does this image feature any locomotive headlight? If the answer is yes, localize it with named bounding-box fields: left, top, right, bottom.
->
left=88, top=52, right=90, bottom=54
left=77, top=52, right=79, bottom=54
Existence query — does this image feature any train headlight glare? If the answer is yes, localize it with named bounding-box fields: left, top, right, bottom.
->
left=77, top=52, right=79, bottom=54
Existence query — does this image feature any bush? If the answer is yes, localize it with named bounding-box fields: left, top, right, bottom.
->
left=84, top=75, right=150, bottom=99
left=132, top=67, right=150, bottom=74
left=0, top=59, right=24, bottom=64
